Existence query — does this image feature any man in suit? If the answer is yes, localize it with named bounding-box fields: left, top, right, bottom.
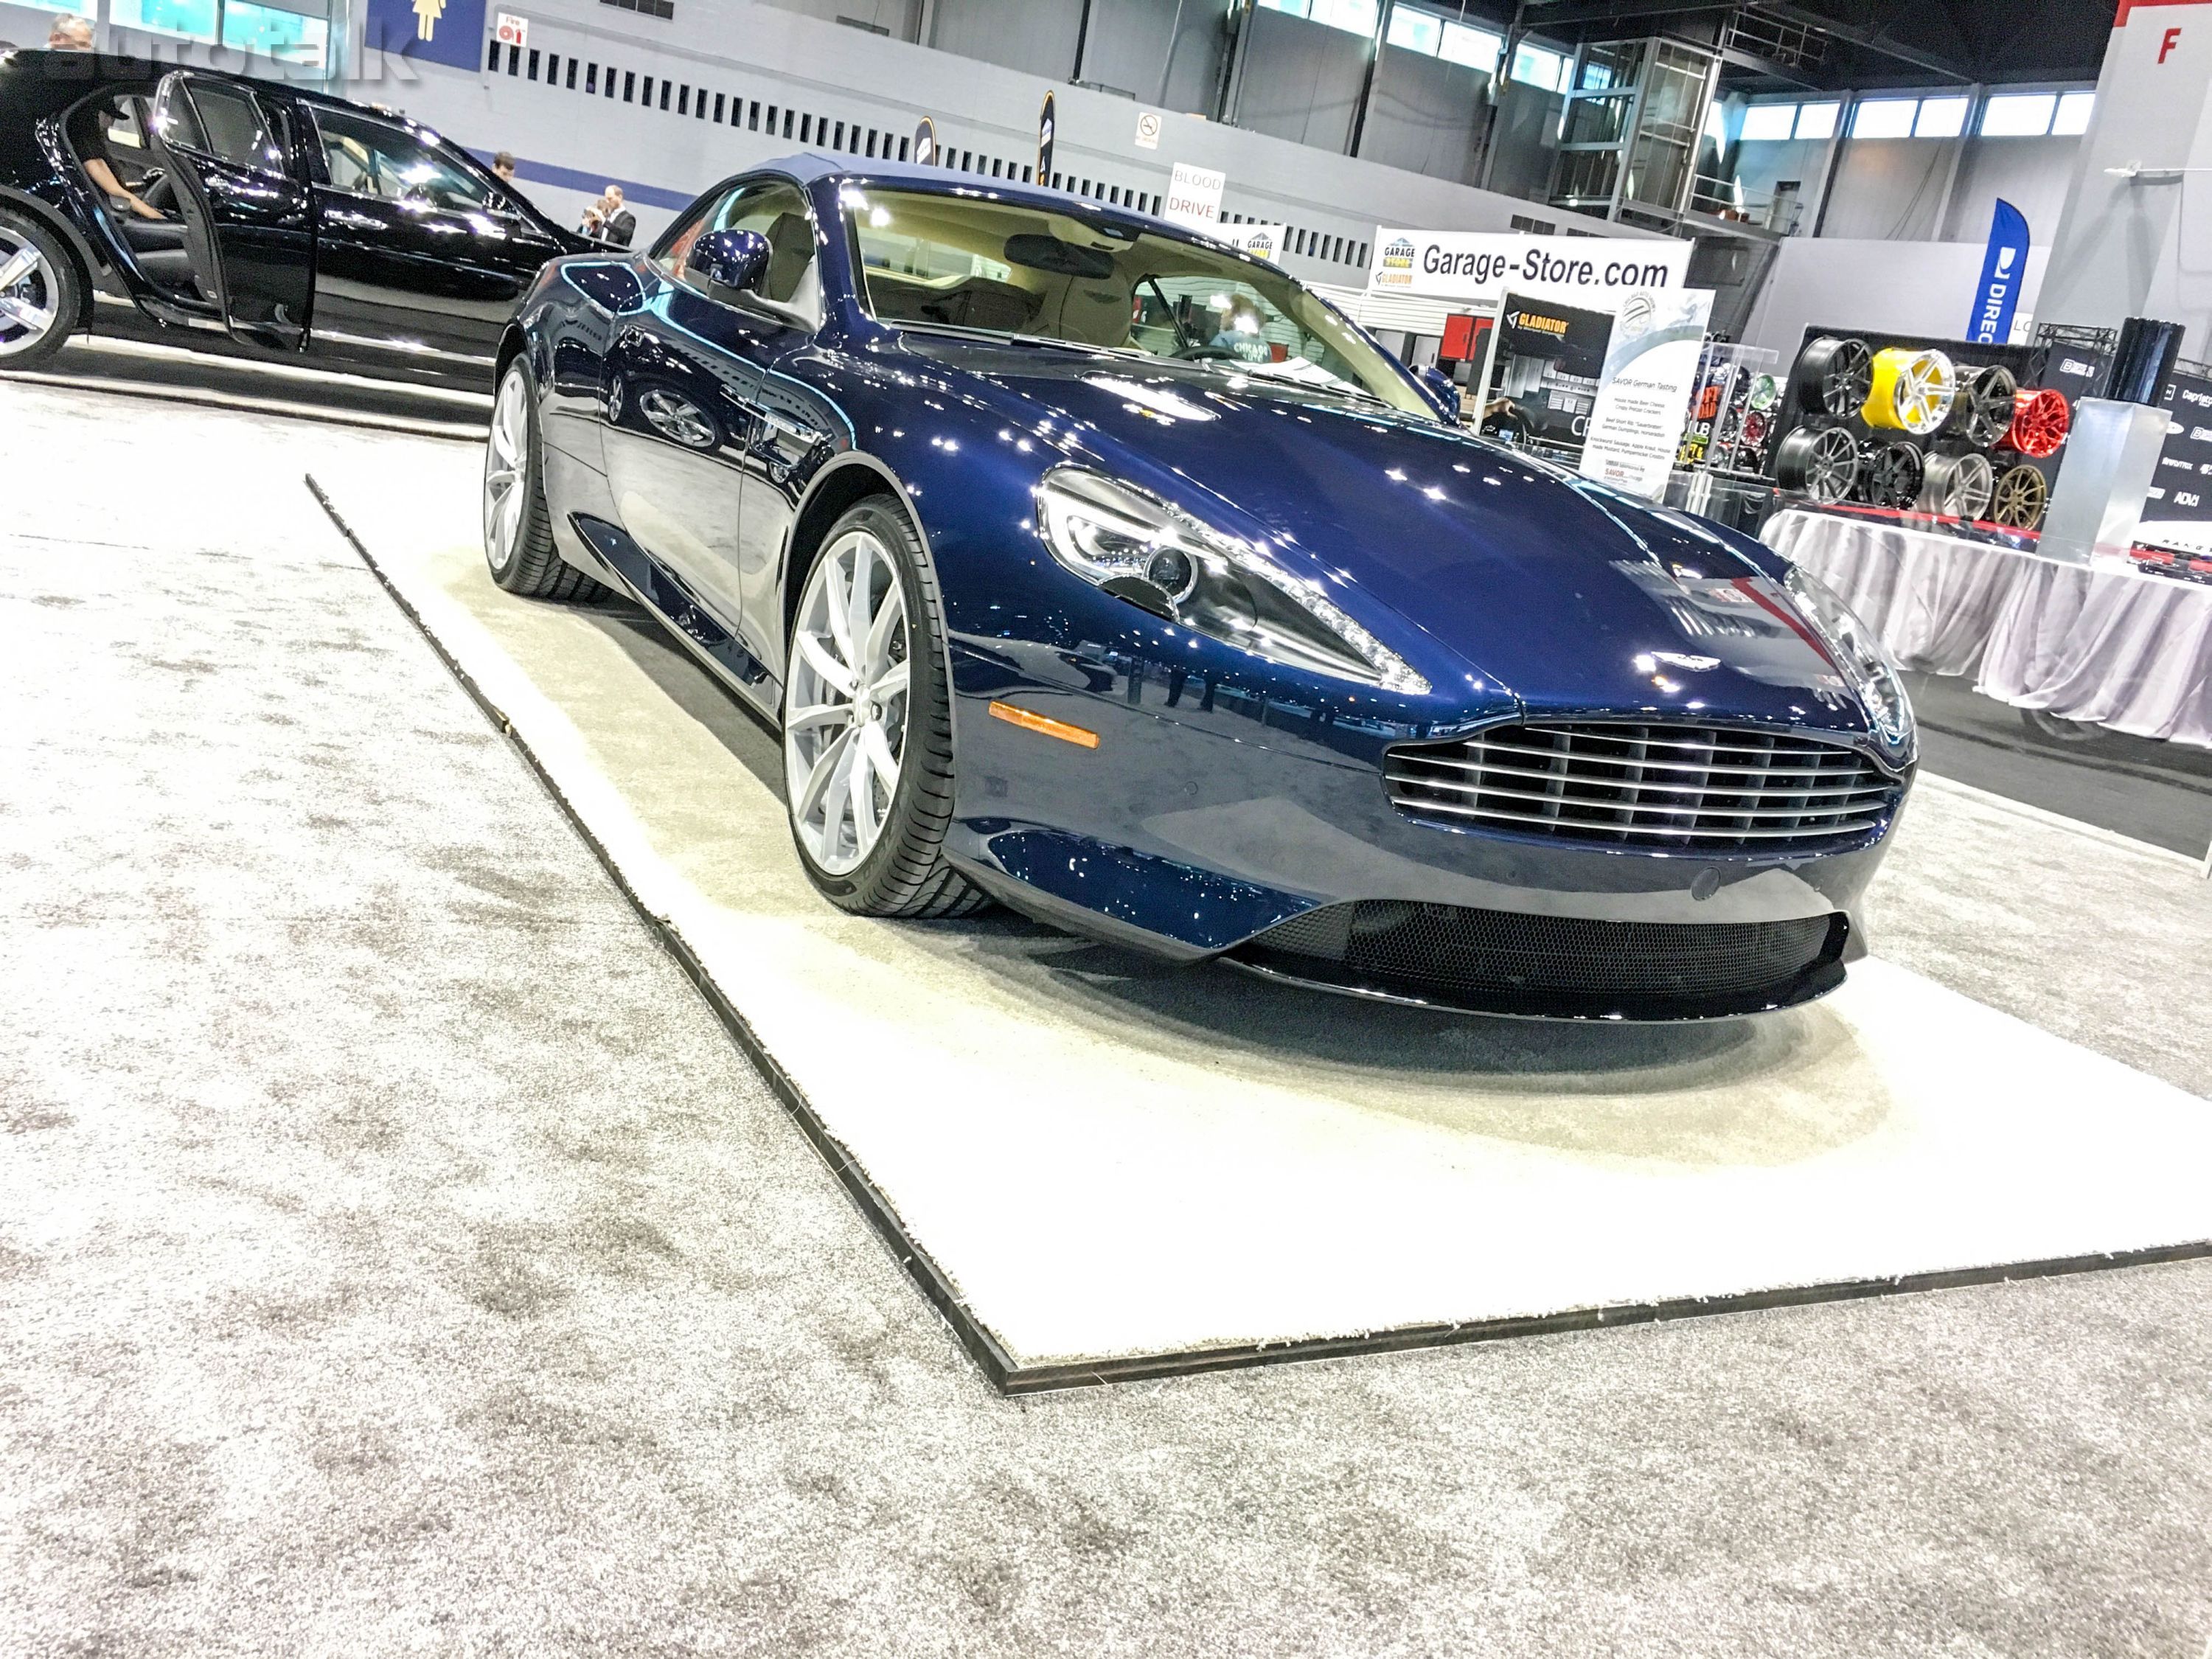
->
left=580, top=185, right=636, bottom=248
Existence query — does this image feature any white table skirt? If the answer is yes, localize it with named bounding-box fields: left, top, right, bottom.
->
left=1760, top=509, right=2212, bottom=748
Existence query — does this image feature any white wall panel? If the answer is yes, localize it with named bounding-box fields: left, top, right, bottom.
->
left=1741, top=235, right=2050, bottom=359
left=338, top=0, right=1659, bottom=285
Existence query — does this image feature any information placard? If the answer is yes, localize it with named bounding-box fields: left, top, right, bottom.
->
left=1579, top=288, right=1716, bottom=500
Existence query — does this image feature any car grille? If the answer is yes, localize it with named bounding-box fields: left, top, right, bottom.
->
left=1239, top=900, right=1846, bottom=1017
left=1383, top=722, right=1900, bottom=852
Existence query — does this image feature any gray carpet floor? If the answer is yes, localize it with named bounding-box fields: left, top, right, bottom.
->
left=5, top=376, right=2212, bottom=1658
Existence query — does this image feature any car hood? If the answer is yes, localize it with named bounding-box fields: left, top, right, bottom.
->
left=902, top=338, right=1871, bottom=735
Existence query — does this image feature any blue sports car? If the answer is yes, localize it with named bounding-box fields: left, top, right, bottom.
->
left=487, top=154, right=1916, bottom=1019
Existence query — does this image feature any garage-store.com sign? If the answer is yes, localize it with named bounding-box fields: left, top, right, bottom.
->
left=1368, top=229, right=1691, bottom=305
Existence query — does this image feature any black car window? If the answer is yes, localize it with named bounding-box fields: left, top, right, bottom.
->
left=310, top=106, right=492, bottom=213
left=183, top=83, right=279, bottom=173
left=658, top=180, right=815, bottom=305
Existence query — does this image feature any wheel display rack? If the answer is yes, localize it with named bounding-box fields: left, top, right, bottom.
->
left=1769, top=327, right=2067, bottom=532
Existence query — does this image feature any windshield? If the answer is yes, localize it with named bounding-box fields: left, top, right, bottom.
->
left=843, top=185, right=1434, bottom=418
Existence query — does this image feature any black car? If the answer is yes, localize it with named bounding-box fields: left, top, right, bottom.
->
left=0, top=49, right=591, bottom=383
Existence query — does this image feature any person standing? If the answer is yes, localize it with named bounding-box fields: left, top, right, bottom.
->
left=492, top=151, right=517, bottom=185
left=580, top=185, right=635, bottom=248
left=47, top=13, right=93, bottom=47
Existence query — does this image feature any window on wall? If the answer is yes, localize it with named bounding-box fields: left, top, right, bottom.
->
left=1259, top=0, right=1380, bottom=33
left=113, top=0, right=216, bottom=43
left=1793, top=100, right=1838, bottom=139
left=1913, top=95, right=1969, bottom=138
left=1384, top=5, right=1500, bottom=74
left=1981, top=91, right=2059, bottom=136
left=219, top=0, right=327, bottom=66
left=2051, top=91, right=2094, bottom=135
left=1740, top=103, right=1795, bottom=142
left=1851, top=99, right=1917, bottom=139
left=1509, top=42, right=1568, bottom=92
left=1738, top=100, right=1840, bottom=142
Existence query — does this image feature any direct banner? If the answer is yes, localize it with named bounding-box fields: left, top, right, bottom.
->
left=1966, top=199, right=2031, bottom=344
left=1579, top=288, right=1717, bottom=500
left=1368, top=229, right=1690, bottom=305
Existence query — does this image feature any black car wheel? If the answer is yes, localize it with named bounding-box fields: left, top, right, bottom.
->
left=483, top=358, right=607, bottom=602
left=0, top=211, right=80, bottom=370
left=782, top=496, right=986, bottom=919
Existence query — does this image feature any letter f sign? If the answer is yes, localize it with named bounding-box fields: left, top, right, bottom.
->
left=2162, top=26, right=2183, bottom=63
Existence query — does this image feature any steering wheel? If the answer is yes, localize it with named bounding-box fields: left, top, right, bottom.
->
left=1172, top=344, right=1241, bottom=362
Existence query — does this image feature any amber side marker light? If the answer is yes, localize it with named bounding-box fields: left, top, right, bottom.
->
left=988, top=700, right=1100, bottom=749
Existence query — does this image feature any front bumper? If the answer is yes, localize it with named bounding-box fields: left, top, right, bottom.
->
left=945, top=647, right=1905, bottom=1020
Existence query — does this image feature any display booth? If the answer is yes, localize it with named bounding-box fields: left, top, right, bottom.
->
left=1739, top=322, right=2212, bottom=862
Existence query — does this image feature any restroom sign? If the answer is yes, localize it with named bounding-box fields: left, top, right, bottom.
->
left=493, top=10, right=526, bottom=46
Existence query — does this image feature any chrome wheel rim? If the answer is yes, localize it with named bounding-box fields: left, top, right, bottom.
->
left=483, top=366, right=529, bottom=568
left=785, top=529, right=909, bottom=877
left=0, top=232, right=57, bottom=359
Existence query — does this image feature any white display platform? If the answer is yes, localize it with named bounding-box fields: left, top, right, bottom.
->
left=1765, top=508, right=2212, bottom=748
left=316, top=473, right=2212, bottom=1389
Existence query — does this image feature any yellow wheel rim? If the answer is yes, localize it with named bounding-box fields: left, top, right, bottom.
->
left=1862, top=347, right=1956, bottom=434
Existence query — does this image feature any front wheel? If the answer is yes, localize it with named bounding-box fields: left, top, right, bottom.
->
left=782, top=498, right=985, bottom=918
left=0, top=211, right=80, bottom=371
left=484, top=358, right=608, bottom=602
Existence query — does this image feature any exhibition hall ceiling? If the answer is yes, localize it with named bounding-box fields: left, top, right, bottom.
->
left=1516, top=0, right=2117, bottom=88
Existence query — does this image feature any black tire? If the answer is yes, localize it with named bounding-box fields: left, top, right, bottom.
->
left=783, top=496, right=987, bottom=919
left=484, top=357, right=609, bottom=602
left=0, top=209, right=83, bottom=372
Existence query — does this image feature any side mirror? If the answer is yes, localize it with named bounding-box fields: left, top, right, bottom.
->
left=1417, top=364, right=1461, bottom=421
left=692, top=228, right=771, bottom=297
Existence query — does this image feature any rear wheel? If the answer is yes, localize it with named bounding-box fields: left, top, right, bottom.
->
left=0, top=212, right=80, bottom=371
left=782, top=498, right=985, bottom=918
left=483, top=358, right=608, bottom=602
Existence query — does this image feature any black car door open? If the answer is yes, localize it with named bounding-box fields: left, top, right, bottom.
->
left=145, top=72, right=313, bottom=351
left=300, top=102, right=566, bottom=371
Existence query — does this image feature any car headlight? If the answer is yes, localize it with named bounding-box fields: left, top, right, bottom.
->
left=1034, top=467, right=1429, bottom=695
left=1784, top=564, right=1913, bottom=751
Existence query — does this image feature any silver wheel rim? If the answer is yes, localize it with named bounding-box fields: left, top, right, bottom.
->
left=483, top=367, right=529, bottom=568
left=785, top=529, right=909, bottom=877
left=1891, top=350, right=1955, bottom=434
left=0, top=232, right=58, bottom=359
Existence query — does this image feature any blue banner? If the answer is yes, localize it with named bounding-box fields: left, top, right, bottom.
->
left=363, top=0, right=487, bottom=72
left=1966, top=198, right=2031, bottom=345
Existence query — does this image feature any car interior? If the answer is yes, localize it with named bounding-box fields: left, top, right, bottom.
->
left=846, top=192, right=1413, bottom=408
left=65, top=89, right=201, bottom=300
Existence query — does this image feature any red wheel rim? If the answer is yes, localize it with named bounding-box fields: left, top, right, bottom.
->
left=2008, top=388, right=2070, bottom=458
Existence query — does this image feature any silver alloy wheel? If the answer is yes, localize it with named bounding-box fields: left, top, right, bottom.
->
left=785, top=528, right=911, bottom=877
left=0, top=231, right=57, bottom=360
left=483, top=366, right=529, bottom=568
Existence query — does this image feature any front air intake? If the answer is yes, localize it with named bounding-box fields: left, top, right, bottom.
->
left=1384, top=722, right=1901, bottom=853
left=1237, top=900, right=1848, bottom=1018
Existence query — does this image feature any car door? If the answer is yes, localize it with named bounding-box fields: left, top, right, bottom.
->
left=143, top=72, right=313, bottom=350
left=299, top=102, right=565, bottom=372
left=601, top=177, right=834, bottom=673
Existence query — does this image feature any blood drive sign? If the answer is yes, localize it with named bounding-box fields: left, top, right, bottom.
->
left=1368, top=229, right=1691, bottom=305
